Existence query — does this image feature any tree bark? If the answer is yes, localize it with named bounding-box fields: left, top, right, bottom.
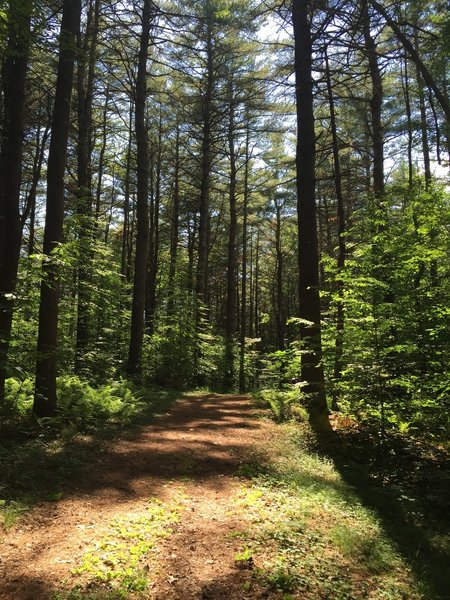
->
left=362, top=0, right=384, bottom=198
left=239, top=126, right=250, bottom=392
left=325, top=48, right=346, bottom=411
left=196, top=22, right=214, bottom=306
left=0, top=0, right=32, bottom=404
left=126, top=0, right=152, bottom=378
left=274, top=200, right=285, bottom=351
left=145, top=110, right=162, bottom=335
left=34, top=0, right=81, bottom=417
left=167, top=121, right=180, bottom=317
left=224, top=79, right=237, bottom=391
left=414, top=31, right=432, bottom=188
left=75, top=0, right=100, bottom=370
left=293, top=0, right=329, bottom=430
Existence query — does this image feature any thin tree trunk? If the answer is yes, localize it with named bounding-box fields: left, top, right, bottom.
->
left=274, top=201, right=285, bottom=351
left=34, top=0, right=81, bottom=417
left=167, top=121, right=180, bottom=317
left=224, top=81, right=237, bottom=391
left=414, top=31, right=432, bottom=188
left=401, top=55, right=414, bottom=189
left=95, top=86, right=110, bottom=221
left=196, top=24, right=213, bottom=306
left=122, top=102, right=133, bottom=281
left=167, top=122, right=180, bottom=317
left=145, top=110, right=162, bottom=335
left=325, top=48, right=346, bottom=411
left=22, top=117, right=51, bottom=252
left=239, top=126, right=250, bottom=392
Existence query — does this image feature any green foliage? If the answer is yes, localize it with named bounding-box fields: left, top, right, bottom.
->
left=70, top=495, right=185, bottom=595
left=0, top=376, right=179, bottom=526
left=323, top=183, right=450, bottom=439
left=259, top=345, right=302, bottom=390
left=142, top=299, right=227, bottom=389
left=232, top=424, right=426, bottom=599
left=254, top=388, right=305, bottom=423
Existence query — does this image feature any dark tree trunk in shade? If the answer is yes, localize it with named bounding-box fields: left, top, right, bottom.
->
left=292, top=0, right=330, bottom=430
left=325, top=48, right=346, bottom=411
left=0, top=0, right=32, bottom=404
left=145, top=111, right=162, bottom=335
left=401, top=56, right=414, bottom=189
left=33, top=0, right=81, bottom=417
left=121, top=102, right=133, bottom=282
left=126, top=0, right=152, bottom=378
left=196, top=24, right=214, bottom=306
left=95, top=86, right=110, bottom=222
left=23, top=116, right=51, bottom=254
left=75, top=0, right=100, bottom=370
left=362, top=0, right=384, bottom=199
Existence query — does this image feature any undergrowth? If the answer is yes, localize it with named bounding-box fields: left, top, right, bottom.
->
left=0, top=376, right=179, bottom=529
left=253, top=388, right=307, bottom=423
left=56, top=491, right=188, bottom=598
left=231, top=423, right=448, bottom=599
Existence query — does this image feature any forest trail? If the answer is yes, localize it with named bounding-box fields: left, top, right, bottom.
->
left=0, top=394, right=278, bottom=600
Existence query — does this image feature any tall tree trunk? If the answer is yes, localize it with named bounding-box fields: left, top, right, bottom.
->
left=239, top=127, right=250, bottom=392
left=325, top=48, right=346, bottom=411
left=414, top=31, right=432, bottom=188
left=224, top=82, right=237, bottom=391
left=401, top=55, right=414, bottom=189
left=254, top=230, right=260, bottom=339
left=126, top=0, right=152, bottom=378
left=167, top=122, right=180, bottom=318
left=293, top=0, right=329, bottom=430
left=95, top=86, right=110, bottom=221
left=75, top=0, right=100, bottom=371
left=34, top=0, right=81, bottom=417
left=121, top=102, right=133, bottom=281
left=274, top=201, right=285, bottom=351
left=196, top=24, right=213, bottom=306
left=22, top=116, right=51, bottom=253
left=0, top=0, right=32, bottom=404
left=145, top=111, right=162, bottom=335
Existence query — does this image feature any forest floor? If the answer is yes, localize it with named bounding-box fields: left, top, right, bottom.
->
left=0, top=392, right=449, bottom=600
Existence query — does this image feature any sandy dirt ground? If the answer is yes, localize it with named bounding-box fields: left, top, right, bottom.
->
left=0, top=394, right=279, bottom=600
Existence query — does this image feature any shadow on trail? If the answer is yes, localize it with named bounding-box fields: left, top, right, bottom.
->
left=0, top=574, right=56, bottom=600
left=0, top=393, right=263, bottom=508
left=315, top=427, right=450, bottom=600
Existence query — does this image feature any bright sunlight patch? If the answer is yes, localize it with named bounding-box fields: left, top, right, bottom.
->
left=59, top=491, right=187, bottom=598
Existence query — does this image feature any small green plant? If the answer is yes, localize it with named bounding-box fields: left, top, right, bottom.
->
left=263, top=566, right=297, bottom=593
left=234, top=545, right=254, bottom=569
left=0, top=499, right=30, bottom=530
left=67, top=493, right=185, bottom=596
left=254, top=389, right=301, bottom=423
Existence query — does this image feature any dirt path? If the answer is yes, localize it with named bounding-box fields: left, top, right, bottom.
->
left=0, top=394, right=276, bottom=600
